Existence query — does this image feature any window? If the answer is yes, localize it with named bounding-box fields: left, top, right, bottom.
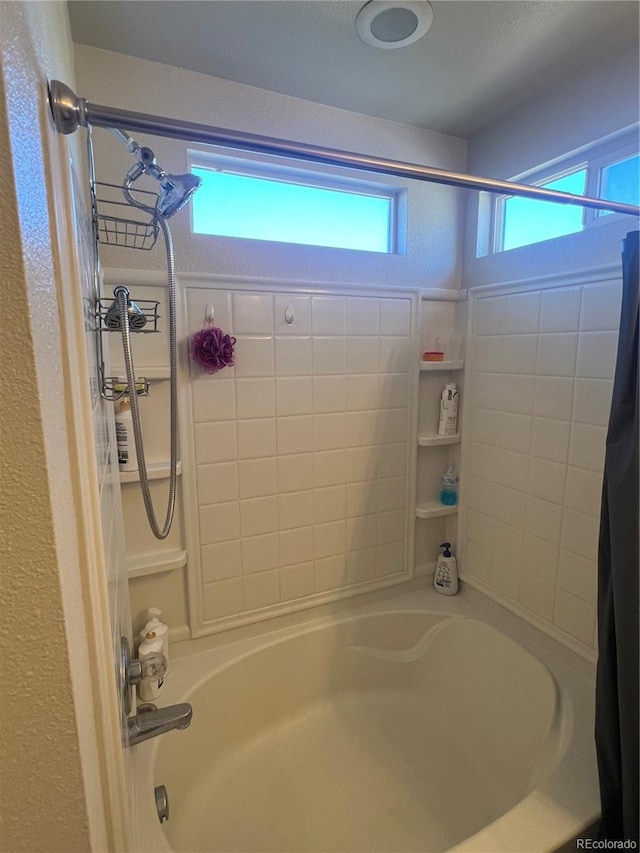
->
left=190, top=155, right=400, bottom=254
left=487, top=132, right=639, bottom=254
left=500, top=168, right=587, bottom=252
left=598, top=153, right=640, bottom=215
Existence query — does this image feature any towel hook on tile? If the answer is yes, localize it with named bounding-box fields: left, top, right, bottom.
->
left=204, top=303, right=215, bottom=327
left=284, top=305, right=295, bottom=326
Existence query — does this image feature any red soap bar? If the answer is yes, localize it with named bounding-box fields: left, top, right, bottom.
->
left=422, top=351, right=445, bottom=361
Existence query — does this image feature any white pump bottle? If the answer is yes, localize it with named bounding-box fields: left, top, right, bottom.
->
left=433, top=542, right=459, bottom=596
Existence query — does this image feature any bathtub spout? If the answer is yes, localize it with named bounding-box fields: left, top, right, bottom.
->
left=126, top=703, right=193, bottom=747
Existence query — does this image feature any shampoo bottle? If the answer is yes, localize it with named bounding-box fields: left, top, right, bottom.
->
left=437, top=383, right=459, bottom=437
left=115, top=396, right=138, bottom=472
left=141, top=607, right=169, bottom=674
left=433, top=542, right=459, bottom=596
left=138, top=630, right=165, bottom=701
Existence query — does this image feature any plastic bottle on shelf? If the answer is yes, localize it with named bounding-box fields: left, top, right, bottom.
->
left=115, top=396, right=138, bottom=472
left=440, top=463, right=458, bottom=506
left=141, top=607, right=169, bottom=673
left=138, top=630, right=165, bottom=701
left=433, top=542, right=459, bottom=595
left=437, top=382, right=459, bottom=436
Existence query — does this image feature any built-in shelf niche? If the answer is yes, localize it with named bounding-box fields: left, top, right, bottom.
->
left=417, top=433, right=461, bottom=447
left=415, top=501, right=458, bottom=519
left=415, top=359, right=464, bottom=514
left=119, top=460, right=182, bottom=484
left=126, top=548, right=187, bottom=579
left=419, top=360, right=464, bottom=372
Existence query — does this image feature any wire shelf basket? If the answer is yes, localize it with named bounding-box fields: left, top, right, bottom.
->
left=101, top=376, right=151, bottom=402
left=94, top=295, right=160, bottom=400
left=92, top=181, right=160, bottom=250
left=96, top=297, right=162, bottom=333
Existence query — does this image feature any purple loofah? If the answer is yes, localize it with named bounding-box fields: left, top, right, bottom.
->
left=190, top=326, right=236, bottom=374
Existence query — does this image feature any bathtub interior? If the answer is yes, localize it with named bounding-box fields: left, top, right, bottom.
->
left=152, top=612, right=561, bottom=852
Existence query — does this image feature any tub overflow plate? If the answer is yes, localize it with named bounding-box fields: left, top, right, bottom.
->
left=155, top=785, right=169, bottom=824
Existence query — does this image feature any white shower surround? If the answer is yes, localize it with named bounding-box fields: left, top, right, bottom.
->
left=181, top=277, right=421, bottom=635
left=104, top=269, right=464, bottom=642
left=132, top=584, right=599, bottom=853
left=460, top=264, right=622, bottom=660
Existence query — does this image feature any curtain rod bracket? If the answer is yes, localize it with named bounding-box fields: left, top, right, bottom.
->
left=49, top=80, right=88, bottom=135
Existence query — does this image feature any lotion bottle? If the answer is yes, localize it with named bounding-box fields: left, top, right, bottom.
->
left=115, top=396, right=138, bottom=472
left=138, top=630, right=165, bottom=701
left=141, top=607, right=169, bottom=673
left=433, top=542, right=459, bottom=596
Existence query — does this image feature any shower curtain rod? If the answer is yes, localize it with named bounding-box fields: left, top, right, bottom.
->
left=49, top=81, right=640, bottom=217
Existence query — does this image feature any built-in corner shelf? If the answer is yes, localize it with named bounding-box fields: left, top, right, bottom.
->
left=420, top=360, right=464, bottom=372
left=417, top=433, right=461, bottom=447
left=120, top=460, right=182, bottom=484
left=126, top=548, right=187, bottom=579
left=415, top=501, right=458, bottom=519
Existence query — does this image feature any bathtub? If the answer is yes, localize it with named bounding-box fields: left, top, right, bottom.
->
left=132, top=584, right=599, bottom=852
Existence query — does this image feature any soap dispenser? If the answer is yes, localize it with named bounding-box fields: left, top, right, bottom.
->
left=440, top=463, right=458, bottom=506
left=433, top=542, right=459, bottom=596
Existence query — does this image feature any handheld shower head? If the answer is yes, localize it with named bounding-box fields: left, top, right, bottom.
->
left=110, top=129, right=202, bottom=219
left=104, top=286, right=148, bottom=330
left=158, top=173, right=202, bottom=218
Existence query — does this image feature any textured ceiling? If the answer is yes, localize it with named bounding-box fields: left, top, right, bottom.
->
left=68, top=0, right=639, bottom=137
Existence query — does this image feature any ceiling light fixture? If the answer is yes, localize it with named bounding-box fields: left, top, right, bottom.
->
left=356, top=0, right=433, bottom=50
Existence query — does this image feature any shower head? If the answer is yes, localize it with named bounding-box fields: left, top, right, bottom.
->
left=110, top=129, right=201, bottom=219
left=104, top=286, right=148, bottom=331
left=158, top=173, right=202, bottom=218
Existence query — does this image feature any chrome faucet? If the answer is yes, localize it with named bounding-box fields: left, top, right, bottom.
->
left=118, top=636, right=193, bottom=747
left=127, top=702, right=193, bottom=747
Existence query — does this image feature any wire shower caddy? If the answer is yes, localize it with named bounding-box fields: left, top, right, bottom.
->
left=86, top=129, right=164, bottom=400
left=92, top=180, right=161, bottom=251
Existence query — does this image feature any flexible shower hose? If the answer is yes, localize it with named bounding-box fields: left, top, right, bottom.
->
left=116, top=182, right=179, bottom=539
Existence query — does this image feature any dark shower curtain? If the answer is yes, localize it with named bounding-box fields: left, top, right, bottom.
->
left=595, top=229, right=639, bottom=845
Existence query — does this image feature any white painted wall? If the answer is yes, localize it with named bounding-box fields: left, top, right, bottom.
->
left=462, top=47, right=639, bottom=288
left=73, top=44, right=467, bottom=291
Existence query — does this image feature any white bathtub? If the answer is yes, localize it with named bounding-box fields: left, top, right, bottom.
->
left=133, top=584, right=599, bottom=852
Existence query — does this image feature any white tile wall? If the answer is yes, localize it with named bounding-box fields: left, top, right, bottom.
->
left=464, top=278, right=621, bottom=652
left=186, top=288, right=414, bottom=626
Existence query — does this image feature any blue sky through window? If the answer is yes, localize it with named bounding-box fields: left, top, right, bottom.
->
left=501, top=169, right=587, bottom=252
left=191, top=168, right=393, bottom=252
left=598, top=154, right=640, bottom=215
